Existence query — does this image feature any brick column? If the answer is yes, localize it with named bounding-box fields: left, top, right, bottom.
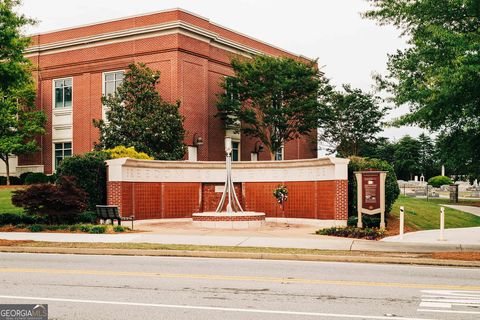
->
left=334, top=180, right=348, bottom=220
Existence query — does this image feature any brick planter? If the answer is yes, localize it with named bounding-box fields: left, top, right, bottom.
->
left=192, top=212, right=265, bottom=229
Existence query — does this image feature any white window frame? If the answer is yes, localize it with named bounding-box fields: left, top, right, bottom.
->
left=231, top=140, right=240, bottom=161
left=275, top=145, right=284, bottom=161
left=102, top=70, right=125, bottom=121
left=102, top=70, right=125, bottom=97
left=52, top=77, right=73, bottom=109
left=52, top=141, right=73, bottom=170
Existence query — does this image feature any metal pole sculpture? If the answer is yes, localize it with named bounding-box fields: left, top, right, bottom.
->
left=216, top=137, right=244, bottom=214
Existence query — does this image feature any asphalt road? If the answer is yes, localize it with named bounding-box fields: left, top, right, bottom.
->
left=0, top=253, right=479, bottom=320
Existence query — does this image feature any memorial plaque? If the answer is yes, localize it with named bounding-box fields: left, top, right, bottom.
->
left=362, top=173, right=380, bottom=211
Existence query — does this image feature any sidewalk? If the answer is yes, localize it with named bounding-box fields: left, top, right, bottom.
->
left=443, top=204, right=480, bottom=217
left=1, top=229, right=479, bottom=253
left=382, top=226, right=480, bottom=246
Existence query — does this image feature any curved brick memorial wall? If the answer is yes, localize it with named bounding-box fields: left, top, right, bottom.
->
left=106, top=157, right=349, bottom=226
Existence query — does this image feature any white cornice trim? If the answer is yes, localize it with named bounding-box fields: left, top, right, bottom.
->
left=106, top=157, right=349, bottom=182
left=25, top=20, right=285, bottom=59
left=26, top=8, right=312, bottom=61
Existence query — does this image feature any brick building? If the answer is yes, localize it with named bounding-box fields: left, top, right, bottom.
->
left=13, top=9, right=317, bottom=175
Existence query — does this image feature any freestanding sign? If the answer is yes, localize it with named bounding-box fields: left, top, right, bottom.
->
left=355, top=171, right=387, bottom=229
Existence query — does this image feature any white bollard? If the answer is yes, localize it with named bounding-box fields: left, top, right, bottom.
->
left=439, top=206, right=445, bottom=241
left=399, top=206, right=404, bottom=240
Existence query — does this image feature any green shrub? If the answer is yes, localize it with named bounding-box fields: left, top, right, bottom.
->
left=56, top=151, right=109, bottom=211
left=0, top=212, right=44, bottom=226
left=76, top=211, right=97, bottom=224
left=428, top=175, right=453, bottom=188
left=69, top=225, right=80, bottom=232
left=113, top=225, right=126, bottom=232
left=0, top=176, right=21, bottom=185
left=89, top=225, right=106, bottom=234
left=347, top=215, right=381, bottom=228
left=316, top=226, right=385, bottom=240
left=79, top=225, right=92, bottom=233
left=46, top=224, right=69, bottom=231
left=15, top=223, right=26, bottom=229
left=24, top=172, right=50, bottom=185
left=28, top=224, right=45, bottom=232
left=348, top=157, right=400, bottom=219
left=19, top=172, right=31, bottom=184
left=48, top=173, right=57, bottom=184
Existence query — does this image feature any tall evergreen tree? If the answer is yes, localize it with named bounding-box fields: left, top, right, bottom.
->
left=417, top=133, right=437, bottom=179
left=393, top=135, right=422, bottom=180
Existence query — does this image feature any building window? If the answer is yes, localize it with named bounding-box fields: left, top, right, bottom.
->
left=232, top=141, right=239, bottom=161
left=54, top=142, right=72, bottom=168
left=104, top=71, right=124, bottom=96
left=275, top=146, right=284, bottom=161
left=54, top=78, right=72, bottom=108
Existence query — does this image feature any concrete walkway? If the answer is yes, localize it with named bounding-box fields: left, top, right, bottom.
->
left=382, top=226, right=480, bottom=246
left=443, top=204, right=480, bottom=217
left=1, top=229, right=479, bottom=253
left=1, top=220, right=480, bottom=253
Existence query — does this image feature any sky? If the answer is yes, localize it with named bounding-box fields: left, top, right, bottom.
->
left=18, top=0, right=424, bottom=140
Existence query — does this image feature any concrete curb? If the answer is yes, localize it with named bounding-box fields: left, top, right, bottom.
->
left=351, top=240, right=470, bottom=252
left=0, top=246, right=478, bottom=268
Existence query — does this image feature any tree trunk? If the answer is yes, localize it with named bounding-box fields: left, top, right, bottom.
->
left=4, top=155, right=10, bottom=186
left=270, top=151, right=275, bottom=160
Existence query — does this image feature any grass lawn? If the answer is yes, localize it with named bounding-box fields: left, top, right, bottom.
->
left=391, top=195, right=480, bottom=230
left=0, top=188, right=23, bottom=214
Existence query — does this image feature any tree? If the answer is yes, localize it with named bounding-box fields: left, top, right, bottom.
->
left=435, top=129, right=480, bottom=181
left=319, top=85, right=386, bottom=157
left=417, top=133, right=437, bottom=179
left=393, top=135, right=421, bottom=180
left=359, top=137, right=396, bottom=165
left=56, top=151, right=109, bottom=211
left=364, top=0, right=480, bottom=178
left=216, top=55, right=326, bottom=159
left=94, top=63, right=186, bottom=160
left=12, top=176, right=87, bottom=224
left=0, top=0, right=46, bottom=185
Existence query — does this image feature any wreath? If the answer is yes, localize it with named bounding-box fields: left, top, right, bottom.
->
left=273, top=185, right=288, bottom=204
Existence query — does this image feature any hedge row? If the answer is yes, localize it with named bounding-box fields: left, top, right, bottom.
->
left=0, top=211, right=97, bottom=226
left=0, top=172, right=56, bottom=185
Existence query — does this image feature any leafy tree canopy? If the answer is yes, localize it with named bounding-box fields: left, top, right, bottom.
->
left=319, top=84, right=386, bottom=157
left=216, top=55, right=327, bottom=159
left=0, top=0, right=46, bottom=185
left=364, top=0, right=480, bottom=130
left=393, top=135, right=422, bottom=180
left=94, top=63, right=186, bottom=160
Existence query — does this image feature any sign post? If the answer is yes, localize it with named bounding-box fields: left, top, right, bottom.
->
left=399, top=206, right=404, bottom=240
left=439, top=206, right=445, bottom=241
left=355, top=171, right=388, bottom=229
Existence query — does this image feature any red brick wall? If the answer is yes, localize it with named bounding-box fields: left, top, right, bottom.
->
left=22, top=10, right=317, bottom=171
left=201, top=183, right=243, bottom=212
left=108, top=180, right=348, bottom=220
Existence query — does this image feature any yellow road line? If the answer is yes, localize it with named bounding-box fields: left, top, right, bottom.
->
left=0, top=267, right=479, bottom=290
